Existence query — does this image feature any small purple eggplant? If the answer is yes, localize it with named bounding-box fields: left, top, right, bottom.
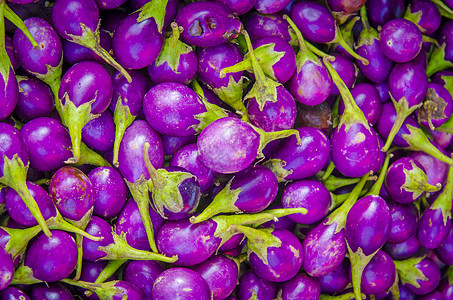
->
left=395, top=257, right=441, bottom=296
left=264, top=127, right=330, bottom=182
left=190, top=255, right=239, bottom=300
left=243, top=12, right=293, bottom=43
left=30, top=283, right=73, bottom=300
left=117, top=120, right=164, bottom=252
left=13, top=76, right=53, bottom=122
left=62, top=278, right=144, bottom=300
left=58, top=61, right=113, bottom=163
left=0, top=247, right=14, bottom=290
left=0, top=286, right=30, bottom=299
left=81, top=110, right=115, bottom=153
left=338, top=83, right=382, bottom=125
left=152, top=268, right=211, bottom=300
left=213, top=0, right=256, bottom=15
left=325, top=57, right=381, bottom=177
left=148, top=22, right=197, bottom=86
left=197, top=116, right=301, bottom=174
left=279, top=273, right=321, bottom=300
left=418, top=163, right=453, bottom=249
left=385, top=157, right=441, bottom=204
left=190, top=165, right=278, bottom=223
left=175, top=1, right=242, bottom=48
left=434, top=225, right=453, bottom=265
left=358, top=250, right=396, bottom=296
left=290, top=1, right=369, bottom=64
left=0, top=123, right=51, bottom=236
left=438, top=267, right=453, bottom=299
left=318, top=260, right=350, bottom=294
left=237, top=270, right=277, bottom=300
left=383, top=233, right=421, bottom=260
left=409, top=147, right=450, bottom=190
left=366, top=0, right=405, bottom=28
left=387, top=201, right=419, bottom=243
left=122, top=260, right=163, bottom=299
left=52, top=0, right=131, bottom=81
left=405, top=0, right=441, bottom=35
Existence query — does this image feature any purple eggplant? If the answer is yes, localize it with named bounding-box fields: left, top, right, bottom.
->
left=62, top=278, right=144, bottom=300
left=385, top=157, right=441, bottom=204
left=435, top=225, right=453, bottom=265
left=366, top=0, right=405, bottom=28
left=384, top=233, right=421, bottom=260
left=117, top=120, right=163, bottom=252
left=130, top=0, right=178, bottom=32
left=0, top=286, right=30, bottom=299
left=279, top=273, right=321, bottom=300
left=328, top=0, right=366, bottom=14
left=416, top=83, right=453, bottom=130
left=380, top=18, right=422, bottom=63
left=122, top=260, right=163, bottom=299
left=58, top=61, right=113, bottom=163
left=338, top=83, right=382, bottom=125
left=13, top=76, right=53, bottom=122
left=115, top=199, right=165, bottom=251
left=325, top=57, right=381, bottom=177
left=190, top=255, right=238, bottom=300
left=5, top=35, right=18, bottom=71
left=290, top=1, right=368, bottom=64
left=30, top=283, right=73, bottom=300
left=237, top=270, right=277, bottom=300
left=175, top=1, right=241, bottom=48
left=0, top=123, right=51, bottom=236
left=191, top=165, right=278, bottom=223
left=387, top=201, right=419, bottom=243
left=152, top=268, right=211, bottom=300
left=438, top=267, right=453, bottom=299
left=197, top=116, right=300, bottom=174
left=409, top=147, right=450, bottom=190
left=81, top=110, right=115, bottom=152
left=358, top=250, right=396, bottom=296
left=197, top=42, right=247, bottom=118
left=243, top=12, right=293, bottom=43
left=318, top=259, right=350, bottom=294
left=148, top=22, right=197, bottom=86
left=395, top=257, right=441, bottom=296
left=405, top=0, right=441, bottom=35
left=0, top=247, right=13, bottom=290
left=169, top=143, right=216, bottom=194
left=213, top=0, right=256, bottom=15
left=418, top=163, right=453, bottom=249
left=88, top=166, right=126, bottom=219
left=52, top=0, right=131, bottom=81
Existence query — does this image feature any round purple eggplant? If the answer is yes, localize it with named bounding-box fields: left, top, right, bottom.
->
left=88, top=166, right=127, bottom=219
left=435, top=225, right=453, bottom=265
left=387, top=201, right=419, bottom=243
left=255, top=0, right=290, bottom=14
left=384, top=233, right=421, bottom=260
left=191, top=165, right=278, bottom=223
left=318, top=260, right=350, bottom=294
left=0, top=123, right=51, bottom=236
left=405, top=0, right=441, bottom=35
left=438, top=270, right=453, bottom=299
left=58, top=61, right=113, bottom=163
left=115, top=199, right=165, bottom=251
left=409, top=144, right=450, bottom=190
left=112, top=12, right=163, bottom=70
left=279, top=273, right=321, bottom=300
left=328, top=0, right=366, bottom=14
left=235, top=226, right=302, bottom=282
left=197, top=116, right=300, bottom=174
left=359, top=250, right=396, bottom=295
left=243, top=12, right=292, bottom=42
left=264, top=127, right=330, bottom=182
left=175, top=1, right=242, bottom=48
left=52, top=0, right=131, bottom=81
left=81, top=110, right=115, bottom=152
left=366, top=0, right=405, bottom=28
left=62, top=28, right=112, bottom=65
left=418, top=164, right=453, bottom=249
left=190, top=255, right=238, bottom=300
left=19, top=117, right=72, bottom=172
left=0, top=286, right=30, bottom=299
left=395, top=257, right=440, bottom=296
left=24, top=230, right=78, bottom=282
left=339, top=83, right=382, bottom=125
left=148, top=22, right=197, bottom=86
left=281, top=180, right=331, bottom=224
left=30, top=283, right=73, bottom=300
left=143, top=82, right=206, bottom=137
left=117, top=120, right=164, bottom=252
left=152, top=268, right=211, bottom=300
left=13, top=76, right=53, bottom=122
left=93, top=0, right=126, bottom=9
left=213, top=0, right=255, bottom=15
left=49, top=166, right=94, bottom=222
left=385, top=157, right=441, bottom=204
left=380, top=18, right=422, bottom=63
left=162, top=134, right=197, bottom=157
left=0, top=247, right=13, bottom=290
left=122, top=260, right=163, bottom=299
left=169, top=143, right=216, bottom=194
left=237, top=270, right=277, bottom=300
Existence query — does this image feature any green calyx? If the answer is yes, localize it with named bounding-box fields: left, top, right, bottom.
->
left=430, top=160, right=453, bottom=226
left=323, top=56, right=370, bottom=133
left=404, top=4, right=425, bottom=33
left=11, top=263, right=41, bottom=285
left=417, top=87, right=449, bottom=130
left=112, top=95, right=137, bottom=168
left=402, top=160, right=442, bottom=200
left=437, top=114, right=453, bottom=134
left=95, top=259, right=127, bottom=284
left=357, top=6, right=379, bottom=48
left=381, top=95, right=422, bottom=152
left=0, top=225, right=42, bottom=260
left=143, top=142, right=199, bottom=217
left=320, top=292, right=358, bottom=300
left=402, top=124, right=453, bottom=165
left=73, top=142, right=112, bottom=168
left=97, top=231, right=178, bottom=262
left=0, top=154, right=52, bottom=237
left=330, top=19, right=369, bottom=65
left=62, top=278, right=134, bottom=300
left=252, top=124, right=301, bottom=160
left=0, top=0, right=12, bottom=88
left=47, top=208, right=101, bottom=241
left=347, top=243, right=380, bottom=300
left=211, top=75, right=248, bottom=120
left=59, top=94, right=99, bottom=164
left=241, top=30, right=281, bottom=111
left=427, top=43, right=453, bottom=78
left=66, top=21, right=132, bottom=83
left=262, top=158, right=293, bottom=183
left=229, top=225, right=282, bottom=265
left=394, top=256, right=428, bottom=289
left=190, top=178, right=243, bottom=224
left=136, top=0, right=169, bottom=33
left=154, top=22, right=193, bottom=73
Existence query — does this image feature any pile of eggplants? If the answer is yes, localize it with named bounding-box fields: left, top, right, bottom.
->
left=2, top=0, right=453, bottom=299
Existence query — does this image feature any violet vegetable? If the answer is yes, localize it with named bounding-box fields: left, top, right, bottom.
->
left=358, top=250, right=396, bottom=296
left=366, top=0, right=405, bottom=28
left=62, top=278, right=144, bottom=300
left=383, top=233, right=421, bottom=260
left=435, top=225, right=453, bottom=265
left=318, top=260, right=350, bottom=294
left=13, top=76, right=53, bottom=122
left=279, top=273, right=321, bottom=300
left=426, top=20, right=453, bottom=77
left=81, top=110, right=115, bottom=153
left=0, top=247, right=13, bottom=290
left=30, top=283, right=73, bottom=300
left=152, top=268, right=211, bottom=300
left=51, top=0, right=131, bottom=81
left=237, top=270, right=277, bottom=300
left=395, top=257, right=441, bottom=295
left=122, top=260, right=163, bottom=299
left=387, top=201, right=419, bottom=243
left=0, top=286, right=30, bottom=299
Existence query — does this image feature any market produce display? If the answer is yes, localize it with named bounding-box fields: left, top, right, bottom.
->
left=2, top=0, right=453, bottom=299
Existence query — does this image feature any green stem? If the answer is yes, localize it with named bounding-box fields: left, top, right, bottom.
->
left=143, top=142, right=166, bottom=189
left=349, top=245, right=379, bottom=300
left=367, top=153, right=392, bottom=196
left=74, top=142, right=112, bottom=168
left=321, top=161, right=335, bottom=181
left=426, top=44, right=453, bottom=78
left=95, top=259, right=127, bottom=284
left=112, top=96, right=136, bottom=168
left=4, top=4, right=38, bottom=49
left=333, top=26, right=369, bottom=65
left=74, top=234, right=84, bottom=281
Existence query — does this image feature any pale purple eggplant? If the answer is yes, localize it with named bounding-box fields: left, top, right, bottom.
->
left=418, top=163, right=453, bottom=249
left=197, top=116, right=300, bottom=174
left=152, top=268, right=211, bottom=300
left=52, top=0, right=131, bottom=81
left=175, top=1, right=242, bottom=48
left=58, top=61, right=113, bottom=163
